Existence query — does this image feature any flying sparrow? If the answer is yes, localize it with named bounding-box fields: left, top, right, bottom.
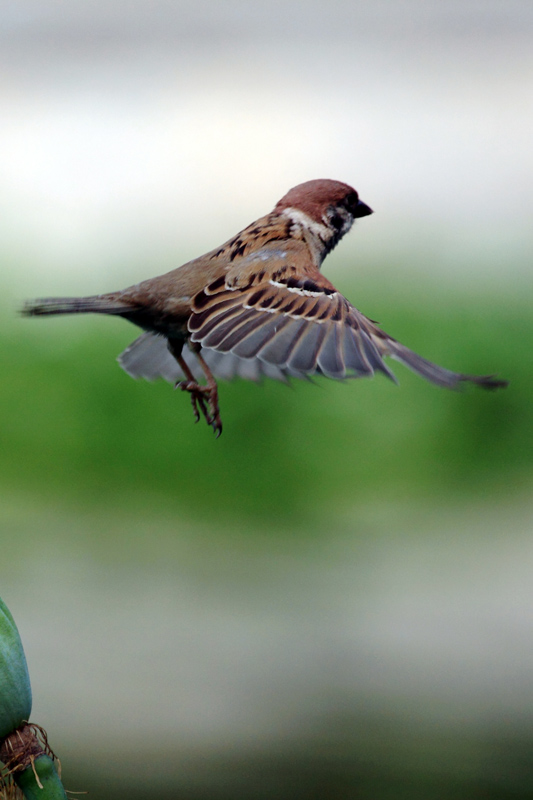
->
left=23, top=179, right=507, bottom=436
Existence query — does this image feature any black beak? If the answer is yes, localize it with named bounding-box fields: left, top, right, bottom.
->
left=354, top=200, right=373, bottom=218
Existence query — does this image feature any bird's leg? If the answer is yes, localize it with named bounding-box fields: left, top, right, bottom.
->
left=193, top=350, right=222, bottom=437
left=175, top=353, right=212, bottom=426
left=168, top=338, right=211, bottom=425
left=168, top=339, right=222, bottom=437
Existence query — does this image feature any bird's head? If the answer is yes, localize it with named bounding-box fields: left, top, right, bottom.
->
left=275, top=179, right=373, bottom=255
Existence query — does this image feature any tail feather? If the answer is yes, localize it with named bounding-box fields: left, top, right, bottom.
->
left=22, top=295, right=132, bottom=317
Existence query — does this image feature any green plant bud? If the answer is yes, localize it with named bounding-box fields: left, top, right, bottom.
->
left=0, top=597, right=32, bottom=739
left=14, top=753, right=68, bottom=800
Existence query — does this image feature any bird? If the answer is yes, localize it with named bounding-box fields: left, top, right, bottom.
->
left=23, top=179, right=507, bottom=437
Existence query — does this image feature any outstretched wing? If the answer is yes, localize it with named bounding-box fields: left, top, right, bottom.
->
left=188, top=274, right=507, bottom=389
left=188, top=273, right=397, bottom=381
left=117, top=331, right=300, bottom=384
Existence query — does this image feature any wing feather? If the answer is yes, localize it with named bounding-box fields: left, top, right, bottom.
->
left=117, top=331, right=181, bottom=382
left=189, top=279, right=397, bottom=381
left=184, top=273, right=506, bottom=391
left=287, top=323, right=328, bottom=373
left=256, top=318, right=309, bottom=366
left=317, top=323, right=346, bottom=379
left=189, top=279, right=392, bottom=381
left=201, top=308, right=260, bottom=350
left=359, top=329, right=399, bottom=383
left=231, top=315, right=293, bottom=359
left=342, top=327, right=373, bottom=376
left=189, top=299, right=246, bottom=337
left=117, top=332, right=296, bottom=384
left=386, top=341, right=494, bottom=389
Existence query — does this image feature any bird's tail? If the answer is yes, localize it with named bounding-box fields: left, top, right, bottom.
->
left=22, top=295, right=133, bottom=317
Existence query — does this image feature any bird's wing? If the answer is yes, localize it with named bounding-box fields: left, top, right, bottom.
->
left=117, top=331, right=300, bottom=384
left=188, top=274, right=507, bottom=389
left=188, top=272, right=396, bottom=381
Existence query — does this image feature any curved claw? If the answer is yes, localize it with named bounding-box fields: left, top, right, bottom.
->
left=170, top=343, right=223, bottom=437
left=176, top=379, right=222, bottom=437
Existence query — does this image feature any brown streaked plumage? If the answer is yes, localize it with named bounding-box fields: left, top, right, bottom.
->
left=23, top=179, right=508, bottom=436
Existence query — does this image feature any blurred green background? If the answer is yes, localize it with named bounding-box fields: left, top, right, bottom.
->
left=1, top=2, right=533, bottom=799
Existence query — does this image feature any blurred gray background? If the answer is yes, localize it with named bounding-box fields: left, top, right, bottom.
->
left=1, top=2, right=532, bottom=798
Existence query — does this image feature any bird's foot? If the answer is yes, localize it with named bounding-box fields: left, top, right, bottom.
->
left=176, top=379, right=222, bottom=437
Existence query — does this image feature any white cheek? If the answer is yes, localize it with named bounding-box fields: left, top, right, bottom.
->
left=280, top=207, right=330, bottom=239
left=342, top=217, right=354, bottom=235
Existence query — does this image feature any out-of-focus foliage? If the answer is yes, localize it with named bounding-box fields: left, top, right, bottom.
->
left=1, top=263, right=532, bottom=800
